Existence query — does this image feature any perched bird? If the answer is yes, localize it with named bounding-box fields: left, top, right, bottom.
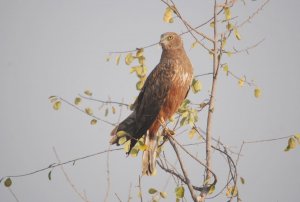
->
left=110, top=32, right=193, bottom=175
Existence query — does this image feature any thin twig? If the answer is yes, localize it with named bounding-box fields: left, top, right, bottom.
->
left=8, top=188, right=20, bottom=202
left=53, top=147, right=89, bottom=202
left=58, top=96, right=116, bottom=126
left=2, top=148, right=122, bottom=179
left=104, top=145, right=112, bottom=202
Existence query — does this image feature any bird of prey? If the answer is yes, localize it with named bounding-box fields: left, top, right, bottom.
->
left=110, top=32, right=193, bottom=176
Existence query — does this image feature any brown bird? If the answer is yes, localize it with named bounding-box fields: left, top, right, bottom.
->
left=110, top=32, right=193, bottom=175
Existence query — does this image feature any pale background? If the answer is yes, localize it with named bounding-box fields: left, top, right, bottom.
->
left=1, top=0, right=299, bottom=201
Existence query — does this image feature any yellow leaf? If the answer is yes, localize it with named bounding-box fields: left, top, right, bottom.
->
left=133, top=65, right=147, bottom=77
left=160, top=192, right=168, bottom=199
left=226, top=51, right=232, bottom=57
left=224, top=7, right=231, bottom=20
left=289, top=137, right=297, bottom=149
left=138, top=141, right=148, bottom=151
left=74, top=97, right=81, bottom=105
left=254, top=88, right=262, bottom=98
left=123, top=140, right=131, bottom=153
left=116, top=54, right=121, bottom=65
left=227, top=22, right=233, bottom=31
left=112, top=106, right=116, bottom=114
left=163, top=7, right=173, bottom=23
left=138, top=56, right=145, bottom=65
left=53, top=101, right=61, bottom=110
left=85, top=107, right=93, bottom=115
left=210, top=21, right=215, bottom=28
left=136, top=48, right=144, bottom=57
left=118, top=136, right=127, bottom=145
left=90, top=119, right=97, bottom=125
left=188, top=128, right=196, bottom=139
left=294, top=134, right=300, bottom=144
left=116, top=130, right=128, bottom=137
left=208, top=185, right=215, bottom=195
left=191, top=41, right=198, bottom=48
left=84, top=90, right=93, bottom=96
left=226, top=186, right=238, bottom=197
left=238, top=77, right=245, bottom=87
left=234, top=28, right=241, bottom=40
left=125, top=53, right=134, bottom=65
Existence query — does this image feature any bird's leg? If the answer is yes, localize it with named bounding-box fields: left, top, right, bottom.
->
left=158, top=118, right=175, bottom=136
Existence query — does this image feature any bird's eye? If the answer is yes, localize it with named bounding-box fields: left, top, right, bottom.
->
left=167, top=35, right=174, bottom=40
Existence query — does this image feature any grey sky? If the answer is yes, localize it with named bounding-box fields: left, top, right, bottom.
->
left=1, top=0, right=299, bottom=201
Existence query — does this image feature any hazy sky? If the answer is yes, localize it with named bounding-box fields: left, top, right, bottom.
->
left=1, top=0, right=300, bottom=202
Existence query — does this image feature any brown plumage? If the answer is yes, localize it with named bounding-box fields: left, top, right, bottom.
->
left=110, top=32, right=193, bottom=175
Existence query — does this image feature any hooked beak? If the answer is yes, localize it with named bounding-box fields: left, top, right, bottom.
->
left=159, top=34, right=166, bottom=46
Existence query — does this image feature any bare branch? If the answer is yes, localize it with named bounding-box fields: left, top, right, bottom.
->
left=166, top=135, right=199, bottom=202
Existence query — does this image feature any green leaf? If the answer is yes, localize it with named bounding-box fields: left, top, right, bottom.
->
left=130, top=148, right=139, bottom=157
left=85, top=107, right=93, bottom=116
left=240, top=177, right=245, bottom=184
left=53, top=101, right=61, bottom=110
left=136, top=80, right=145, bottom=91
left=105, top=108, right=109, bottom=116
left=74, top=97, right=81, bottom=105
left=90, top=119, right=97, bottom=125
left=223, top=64, right=229, bottom=75
left=148, top=188, right=157, bottom=194
left=192, top=79, right=202, bottom=93
left=48, top=171, right=52, bottom=181
left=4, top=178, right=12, bottom=187
left=175, top=186, right=184, bottom=199
left=84, top=90, right=93, bottom=96
left=234, top=28, right=241, bottom=40
left=160, top=191, right=168, bottom=199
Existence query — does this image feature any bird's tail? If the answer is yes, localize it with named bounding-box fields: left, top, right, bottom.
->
left=142, top=131, right=158, bottom=176
left=110, top=112, right=138, bottom=153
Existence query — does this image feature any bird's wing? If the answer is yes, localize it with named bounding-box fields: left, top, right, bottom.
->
left=133, top=62, right=174, bottom=138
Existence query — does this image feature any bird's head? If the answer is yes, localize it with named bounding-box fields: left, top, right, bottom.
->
left=159, top=32, right=183, bottom=50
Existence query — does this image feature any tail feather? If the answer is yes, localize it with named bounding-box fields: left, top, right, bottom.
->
left=142, top=131, right=158, bottom=176
left=110, top=112, right=138, bottom=153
